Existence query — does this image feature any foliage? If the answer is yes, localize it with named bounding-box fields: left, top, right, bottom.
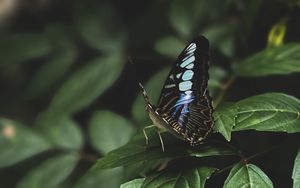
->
left=293, top=150, right=300, bottom=188
left=0, top=0, right=299, bottom=188
left=223, top=162, right=274, bottom=188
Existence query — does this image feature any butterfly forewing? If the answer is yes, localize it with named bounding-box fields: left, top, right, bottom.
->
left=156, top=36, right=213, bottom=144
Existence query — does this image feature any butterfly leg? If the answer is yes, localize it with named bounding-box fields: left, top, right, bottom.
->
left=143, top=125, right=156, bottom=146
left=157, top=130, right=165, bottom=152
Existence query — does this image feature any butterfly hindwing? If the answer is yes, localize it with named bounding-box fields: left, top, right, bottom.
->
left=156, top=36, right=213, bottom=144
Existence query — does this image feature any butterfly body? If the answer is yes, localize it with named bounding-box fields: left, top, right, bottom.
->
left=141, top=36, right=214, bottom=146
left=145, top=103, right=187, bottom=142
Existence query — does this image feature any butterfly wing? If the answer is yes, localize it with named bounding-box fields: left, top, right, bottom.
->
left=156, top=36, right=213, bottom=144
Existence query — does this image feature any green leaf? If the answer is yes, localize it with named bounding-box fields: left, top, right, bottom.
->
left=74, top=167, right=124, bottom=188
left=168, top=0, right=233, bottom=37
left=169, top=0, right=207, bottom=36
left=121, top=178, right=145, bottom=188
left=93, top=128, right=237, bottom=170
left=224, top=162, right=273, bottom=188
left=154, top=37, right=186, bottom=58
left=48, top=55, right=124, bottom=115
left=234, top=44, right=300, bottom=76
left=132, top=68, right=170, bottom=125
left=26, top=52, right=76, bottom=98
left=36, top=116, right=83, bottom=150
left=124, top=159, right=165, bottom=179
left=16, top=154, right=79, bottom=188
left=0, top=118, right=51, bottom=167
left=213, top=103, right=238, bottom=141
left=143, top=167, right=216, bottom=188
left=26, top=26, right=77, bottom=98
left=202, top=24, right=235, bottom=57
left=214, top=93, right=300, bottom=140
left=234, top=93, right=300, bottom=133
left=73, top=2, right=125, bottom=53
left=292, top=149, right=300, bottom=188
left=0, top=34, right=50, bottom=66
left=89, top=110, right=135, bottom=154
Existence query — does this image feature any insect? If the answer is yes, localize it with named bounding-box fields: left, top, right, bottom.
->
left=140, top=36, right=214, bottom=151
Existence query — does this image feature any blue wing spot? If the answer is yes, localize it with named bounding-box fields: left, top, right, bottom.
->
left=182, top=52, right=193, bottom=62
left=186, top=43, right=196, bottom=53
left=186, top=63, right=194, bottom=69
left=180, top=55, right=195, bottom=68
left=182, top=70, right=194, bottom=81
left=171, top=93, right=195, bottom=119
left=176, top=73, right=182, bottom=79
left=179, top=81, right=192, bottom=91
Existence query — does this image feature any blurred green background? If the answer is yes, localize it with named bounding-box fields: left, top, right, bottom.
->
left=0, top=0, right=299, bottom=187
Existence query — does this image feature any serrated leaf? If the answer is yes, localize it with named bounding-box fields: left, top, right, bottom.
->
left=214, top=93, right=300, bottom=140
left=89, top=110, right=135, bottom=154
left=16, top=154, right=79, bottom=188
left=292, top=149, right=300, bottom=188
left=235, top=93, right=300, bottom=133
left=154, top=37, right=185, bottom=58
left=36, top=116, right=83, bottom=150
left=74, top=167, right=124, bottom=188
left=0, top=118, right=51, bottom=167
left=121, top=178, right=145, bottom=188
left=0, top=34, right=50, bottom=66
left=132, top=68, right=170, bottom=125
left=93, top=128, right=237, bottom=170
left=234, top=44, right=300, bottom=76
left=224, top=162, right=273, bottom=188
left=213, top=103, right=238, bottom=141
left=48, top=55, right=124, bottom=115
left=143, top=166, right=216, bottom=188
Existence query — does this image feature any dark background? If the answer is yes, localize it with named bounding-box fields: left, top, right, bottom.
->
left=0, top=0, right=299, bottom=187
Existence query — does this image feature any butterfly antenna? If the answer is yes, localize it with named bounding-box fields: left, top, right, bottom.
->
left=138, top=82, right=150, bottom=104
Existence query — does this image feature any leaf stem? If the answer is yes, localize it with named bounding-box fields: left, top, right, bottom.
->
left=214, top=162, right=237, bottom=175
left=214, top=74, right=236, bottom=108
left=215, top=144, right=279, bottom=175
left=80, top=152, right=98, bottom=163
left=212, top=140, right=246, bottom=162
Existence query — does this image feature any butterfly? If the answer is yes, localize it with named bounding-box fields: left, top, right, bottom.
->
left=140, top=36, right=214, bottom=150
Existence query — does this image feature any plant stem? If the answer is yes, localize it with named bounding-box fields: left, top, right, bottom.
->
left=214, top=74, right=236, bottom=108
left=80, top=152, right=98, bottom=163
left=214, top=144, right=279, bottom=175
